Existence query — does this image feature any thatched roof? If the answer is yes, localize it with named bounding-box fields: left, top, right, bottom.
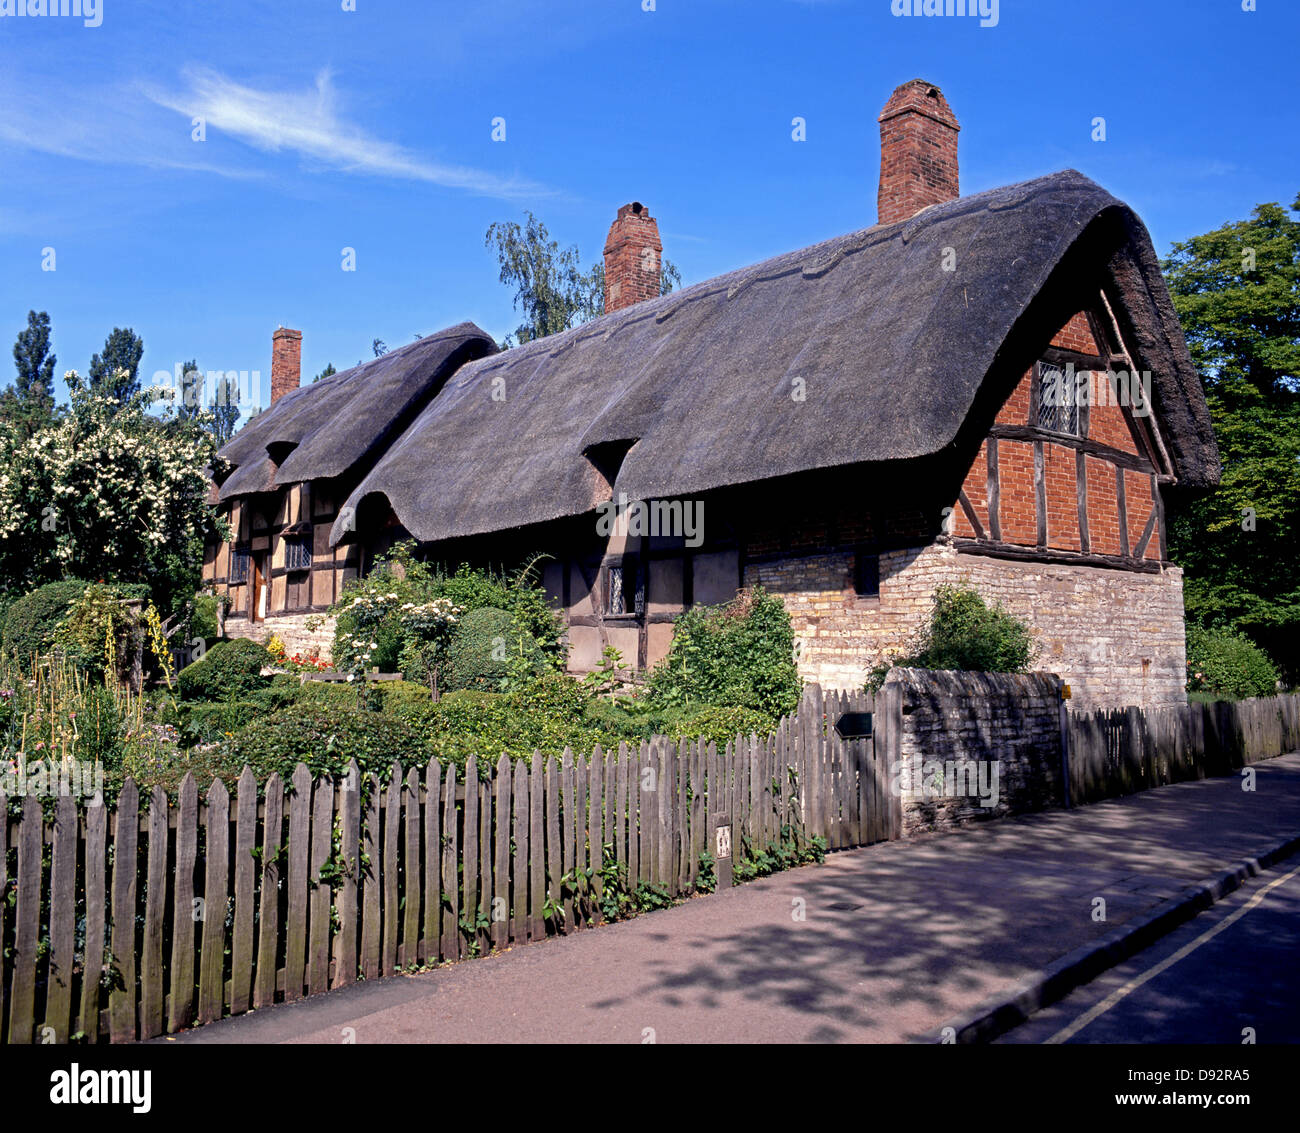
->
left=216, top=322, right=496, bottom=502
left=331, top=170, right=1219, bottom=547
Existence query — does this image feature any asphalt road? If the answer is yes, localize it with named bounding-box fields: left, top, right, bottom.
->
left=997, top=861, right=1300, bottom=1044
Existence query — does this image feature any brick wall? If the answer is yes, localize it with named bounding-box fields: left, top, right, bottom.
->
left=885, top=668, right=1064, bottom=835
left=746, top=542, right=1186, bottom=710
left=877, top=80, right=960, bottom=225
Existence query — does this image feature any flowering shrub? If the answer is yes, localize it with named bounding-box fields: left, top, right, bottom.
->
left=0, top=377, right=222, bottom=614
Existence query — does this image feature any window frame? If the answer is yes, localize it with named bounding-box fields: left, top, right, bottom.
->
left=284, top=535, right=312, bottom=574
left=604, top=557, right=644, bottom=619
left=229, top=546, right=250, bottom=585
left=1033, top=359, right=1083, bottom=439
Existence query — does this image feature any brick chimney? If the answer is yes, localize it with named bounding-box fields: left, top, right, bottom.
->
left=270, top=326, right=302, bottom=404
left=877, top=79, right=960, bottom=226
left=603, top=202, right=662, bottom=313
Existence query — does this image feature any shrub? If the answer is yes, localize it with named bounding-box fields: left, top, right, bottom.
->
left=867, top=584, right=1034, bottom=690
left=2, top=580, right=90, bottom=658
left=646, top=587, right=802, bottom=717
left=1186, top=626, right=1279, bottom=700
left=222, top=704, right=436, bottom=784
left=447, top=607, right=546, bottom=692
left=177, top=637, right=274, bottom=701
left=53, top=582, right=141, bottom=681
left=190, top=592, right=221, bottom=643
left=674, top=704, right=777, bottom=747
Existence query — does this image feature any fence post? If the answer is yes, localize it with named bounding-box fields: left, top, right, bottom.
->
left=1058, top=677, right=1072, bottom=809
left=710, top=810, right=733, bottom=889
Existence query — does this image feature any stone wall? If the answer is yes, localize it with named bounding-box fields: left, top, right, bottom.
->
left=223, top=612, right=336, bottom=662
left=884, top=668, right=1064, bottom=836
left=744, top=542, right=1187, bottom=710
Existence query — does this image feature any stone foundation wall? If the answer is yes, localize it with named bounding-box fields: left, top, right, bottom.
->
left=745, top=542, right=1186, bottom=710
left=885, top=668, right=1064, bottom=836
left=223, top=612, right=336, bottom=662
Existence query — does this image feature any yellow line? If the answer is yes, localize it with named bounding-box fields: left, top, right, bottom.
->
left=1044, top=863, right=1300, bottom=1044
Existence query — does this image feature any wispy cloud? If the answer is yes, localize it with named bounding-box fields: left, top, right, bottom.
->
left=145, top=66, right=549, bottom=200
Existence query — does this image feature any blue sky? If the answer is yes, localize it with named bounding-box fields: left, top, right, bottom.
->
left=1, top=0, right=1296, bottom=419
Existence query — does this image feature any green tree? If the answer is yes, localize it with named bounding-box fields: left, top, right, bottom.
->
left=174, top=360, right=240, bottom=447
left=1, top=310, right=58, bottom=439
left=88, top=326, right=145, bottom=399
left=486, top=211, right=682, bottom=346
left=312, top=362, right=337, bottom=383
left=1162, top=194, right=1300, bottom=681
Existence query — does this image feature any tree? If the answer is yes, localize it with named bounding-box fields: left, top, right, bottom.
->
left=312, top=362, right=337, bottom=383
left=88, top=326, right=145, bottom=399
left=173, top=359, right=241, bottom=447
left=372, top=339, right=388, bottom=358
left=1162, top=194, right=1300, bottom=681
left=0, top=376, right=222, bottom=615
left=485, top=211, right=682, bottom=346
left=0, top=310, right=58, bottom=439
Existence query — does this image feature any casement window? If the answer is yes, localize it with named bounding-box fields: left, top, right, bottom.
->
left=285, top=536, right=312, bottom=573
left=1036, top=361, right=1081, bottom=437
left=605, top=558, right=644, bottom=617
left=854, top=551, right=880, bottom=599
left=230, top=547, right=250, bottom=584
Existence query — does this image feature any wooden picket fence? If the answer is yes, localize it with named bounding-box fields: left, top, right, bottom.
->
left=1068, top=693, right=1300, bottom=805
left=0, top=684, right=896, bottom=1044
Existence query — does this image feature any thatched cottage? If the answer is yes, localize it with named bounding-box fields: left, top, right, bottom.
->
left=205, top=79, right=1219, bottom=709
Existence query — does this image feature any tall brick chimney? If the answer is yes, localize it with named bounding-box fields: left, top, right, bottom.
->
left=270, top=326, right=302, bottom=404
left=877, top=79, right=960, bottom=226
left=603, top=202, right=662, bottom=313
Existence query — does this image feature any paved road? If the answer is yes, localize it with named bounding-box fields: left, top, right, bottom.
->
left=163, top=753, right=1300, bottom=1045
left=997, top=860, right=1300, bottom=1044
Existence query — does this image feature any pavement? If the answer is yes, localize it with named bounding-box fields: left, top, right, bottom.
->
left=162, top=752, right=1300, bottom=1045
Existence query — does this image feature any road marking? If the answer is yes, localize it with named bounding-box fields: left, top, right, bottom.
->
left=1044, top=863, right=1300, bottom=1044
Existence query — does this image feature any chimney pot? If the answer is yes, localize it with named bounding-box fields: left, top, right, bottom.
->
left=604, top=202, right=663, bottom=313
left=271, top=326, right=302, bottom=404
left=877, top=78, right=960, bottom=226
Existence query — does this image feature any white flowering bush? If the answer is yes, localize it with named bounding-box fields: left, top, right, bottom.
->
left=0, top=374, right=223, bottom=615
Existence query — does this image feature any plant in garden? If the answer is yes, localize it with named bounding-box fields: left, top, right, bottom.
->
left=1185, top=625, right=1280, bottom=700
left=865, top=583, right=1035, bottom=691
left=646, top=586, right=802, bottom=717
left=0, top=378, right=223, bottom=614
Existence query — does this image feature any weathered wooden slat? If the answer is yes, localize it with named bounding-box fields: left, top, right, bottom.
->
left=603, top=743, right=617, bottom=899
left=478, top=777, right=492, bottom=954
left=422, top=760, right=441, bottom=965
left=616, top=742, right=631, bottom=887
left=285, top=763, right=312, bottom=1000
left=139, top=787, right=168, bottom=1039
left=8, top=794, right=42, bottom=1044
left=382, top=766, right=402, bottom=976
left=544, top=754, right=561, bottom=934
left=462, top=757, right=479, bottom=954
left=560, top=749, right=576, bottom=925
left=529, top=752, right=545, bottom=942
left=253, top=773, right=284, bottom=1009
left=335, top=761, right=361, bottom=986
left=361, top=773, right=381, bottom=978
left=573, top=751, right=588, bottom=927
left=231, top=767, right=258, bottom=1012
left=168, top=775, right=198, bottom=1032
left=512, top=759, right=529, bottom=944
left=0, top=787, right=7, bottom=1040
left=109, top=779, right=139, bottom=1042
left=79, top=797, right=108, bottom=1041
left=401, top=767, right=421, bottom=969
left=45, top=793, right=78, bottom=1043
left=441, top=767, right=459, bottom=962
left=657, top=740, right=673, bottom=888
left=589, top=745, right=604, bottom=920
left=494, top=754, right=511, bottom=949
left=690, top=739, right=705, bottom=887
left=198, top=778, right=230, bottom=1025
left=308, top=775, right=334, bottom=993
left=638, top=741, right=653, bottom=887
